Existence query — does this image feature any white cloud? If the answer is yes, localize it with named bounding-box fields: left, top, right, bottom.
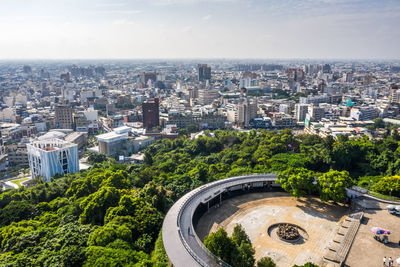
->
left=94, top=9, right=143, bottom=15
left=95, top=2, right=126, bottom=8
left=182, top=25, right=193, bottom=32
left=116, top=10, right=144, bottom=15
left=201, top=14, right=212, bottom=21
left=112, top=19, right=136, bottom=25
left=149, top=0, right=242, bottom=6
left=316, top=0, right=357, bottom=3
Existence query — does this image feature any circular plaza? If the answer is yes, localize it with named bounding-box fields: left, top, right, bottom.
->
left=195, top=191, right=348, bottom=267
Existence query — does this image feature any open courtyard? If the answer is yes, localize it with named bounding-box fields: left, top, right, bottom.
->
left=196, top=191, right=349, bottom=267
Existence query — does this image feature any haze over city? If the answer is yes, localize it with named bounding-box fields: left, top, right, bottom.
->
left=0, top=0, right=399, bottom=59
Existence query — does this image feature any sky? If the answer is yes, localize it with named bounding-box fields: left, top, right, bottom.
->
left=0, top=0, right=399, bottom=59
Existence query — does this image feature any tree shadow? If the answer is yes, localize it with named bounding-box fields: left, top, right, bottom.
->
left=295, top=198, right=349, bottom=222
left=354, top=196, right=386, bottom=211
left=194, top=189, right=287, bottom=240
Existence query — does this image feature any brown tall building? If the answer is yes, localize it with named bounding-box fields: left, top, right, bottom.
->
left=141, top=72, right=157, bottom=86
left=142, top=98, right=159, bottom=130
left=55, top=104, right=74, bottom=129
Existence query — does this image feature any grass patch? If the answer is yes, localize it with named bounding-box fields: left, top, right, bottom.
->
left=10, top=177, right=29, bottom=187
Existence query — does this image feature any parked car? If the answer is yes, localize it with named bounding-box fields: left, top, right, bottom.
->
left=387, top=205, right=400, bottom=215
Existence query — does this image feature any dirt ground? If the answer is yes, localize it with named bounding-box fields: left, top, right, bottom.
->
left=196, top=192, right=349, bottom=267
left=344, top=209, right=400, bottom=267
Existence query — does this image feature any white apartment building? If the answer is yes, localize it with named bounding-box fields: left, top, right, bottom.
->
left=27, top=138, right=79, bottom=182
left=295, top=104, right=309, bottom=122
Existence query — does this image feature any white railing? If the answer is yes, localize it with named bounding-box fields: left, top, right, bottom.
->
left=175, top=174, right=278, bottom=266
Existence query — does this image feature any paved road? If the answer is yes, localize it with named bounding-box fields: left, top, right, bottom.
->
left=162, top=174, right=278, bottom=267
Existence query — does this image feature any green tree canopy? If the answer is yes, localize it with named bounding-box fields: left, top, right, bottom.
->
left=79, top=186, right=120, bottom=225
left=87, top=152, right=107, bottom=165
left=204, top=224, right=255, bottom=267
left=278, top=168, right=318, bottom=197
left=204, top=228, right=237, bottom=264
left=318, top=170, right=352, bottom=202
left=257, top=257, right=276, bottom=267
left=293, top=262, right=320, bottom=267
left=371, top=175, right=400, bottom=197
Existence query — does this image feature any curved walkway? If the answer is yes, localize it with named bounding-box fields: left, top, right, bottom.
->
left=162, top=173, right=278, bottom=267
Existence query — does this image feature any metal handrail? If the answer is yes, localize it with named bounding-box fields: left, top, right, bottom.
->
left=176, top=174, right=277, bottom=266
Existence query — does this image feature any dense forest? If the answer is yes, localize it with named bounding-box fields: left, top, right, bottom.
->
left=0, top=129, right=400, bottom=266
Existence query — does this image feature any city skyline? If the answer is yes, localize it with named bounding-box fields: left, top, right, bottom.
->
left=0, top=0, right=399, bottom=60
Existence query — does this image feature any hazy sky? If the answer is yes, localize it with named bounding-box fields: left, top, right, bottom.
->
left=0, top=0, right=399, bottom=59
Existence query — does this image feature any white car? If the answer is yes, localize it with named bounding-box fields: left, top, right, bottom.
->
left=387, top=205, right=400, bottom=215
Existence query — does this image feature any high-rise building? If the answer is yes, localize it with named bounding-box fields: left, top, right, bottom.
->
left=295, top=104, right=309, bottom=122
left=27, top=139, right=79, bottom=182
left=305, top=64, right=319, bottom=75
left=83, top=107, right=99, bottom=134
left=318, top=80, right=327, bottom=92
left=55, top=104, right=74, bottom=129
left=237, top=98, right=258, bottom=127
left=188, top=88, right=199, bottom=99
left=288, top=68, right=305, bottom=82
left=390, top=85, right=400, bottom=103
left=60, top=72, right=71, bottom=82
left=344, top=72, right=353, bottom=83
left=198, top=64, right=211, bottom=81
left=322, top=64, right=331, bottom=74
left=142, top=98, right=160, bottom=130
left=239, top=77, right=252, bottom=89
left=198, top=88, right=219, bottom=105
left=308, top=104, right=325, bottom=122
left=141, top=72, right=157, bottom=86
left=23, top=65, right=32, bottom=74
